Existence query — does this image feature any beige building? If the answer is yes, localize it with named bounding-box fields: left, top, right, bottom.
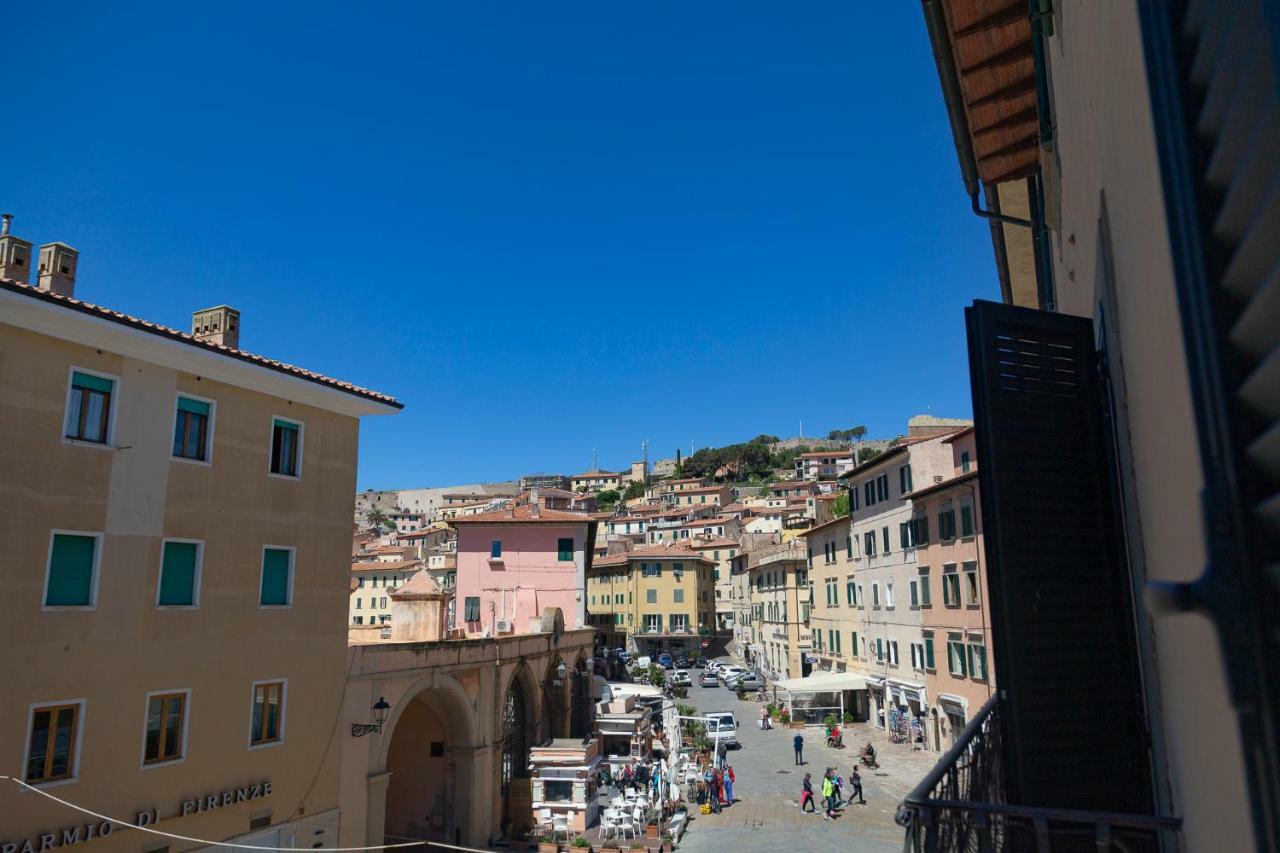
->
left=688, top=537, right=739, bottom=630
left=587, top=545, right=716, bottom=657
left=350, top=559, right=421, bottom=627
left=569, top=470, right=624, bottom=493
left=735, top=541, right=811, bottom=680
left=0, top=248, right=400, bottom=852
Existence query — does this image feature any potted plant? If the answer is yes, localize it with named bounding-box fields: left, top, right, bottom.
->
left=660, top=832, right=674, bottom=852
left=644, top=819, right=660, bottom=840
left=537, top=834, right=559, bottom=853
left=571, top=836, right=592, bottom=852
left=627, top=844, right=646, bottom=852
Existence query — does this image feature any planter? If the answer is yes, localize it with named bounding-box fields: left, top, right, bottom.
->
left=789, top=722, right=805, bottom=730
left=538, top=843, right=560, bottom=853
left=644, top=822, right=660, bottom=839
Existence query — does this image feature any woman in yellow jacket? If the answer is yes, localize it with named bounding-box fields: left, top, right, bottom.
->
left=821, top=769, right=837, bottom=820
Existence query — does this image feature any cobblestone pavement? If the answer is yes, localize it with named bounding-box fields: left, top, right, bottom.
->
left=673, top=676, right=940, bottom=853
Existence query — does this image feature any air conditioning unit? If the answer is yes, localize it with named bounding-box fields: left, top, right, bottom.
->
left=495, top=619, right=513, bottom=633
left=380, top=626, right=393, bottom=639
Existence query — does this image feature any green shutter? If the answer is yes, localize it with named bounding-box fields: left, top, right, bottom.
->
left=924, top=637, right=935, bottom=669
left=46, top=534, right=96, bottom=606
left=72, top=372, right=113, bottom=394
left=158, top=541, right=198, bottom=606
left=273, top=418, right=296, bottom=431
left=557, top=538, right=573, bottom=561
left=177, top=396, right=210, bottom=416
left=260, top=548, right=291, bottom=606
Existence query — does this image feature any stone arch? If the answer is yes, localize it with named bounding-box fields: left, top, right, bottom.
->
left=541, top=653, right=570, bottom=740
left=498, top=661, right=540, bottom=837
left=378, top=672, right=480, bottom=846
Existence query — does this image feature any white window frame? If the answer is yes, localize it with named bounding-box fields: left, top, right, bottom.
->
left=21, top=698, right=88, bottom=790
left=62, top=366, right=121, bottom=450
left=247, top=678, right=288, bottom=751
left=964, top=563, right=981, bottom=605
left=138, top=687, right=192, bottom=770
left=258, top=545, right=296, bottom=610
left=42, top=529, right=104, bottom=611
left=169, top=392, right=218, bottom=467
left=266, top=415, right=305, bottom=481
left=155, top=537, right=204, bottom=609
left=885, top=582, right=895, bottom=609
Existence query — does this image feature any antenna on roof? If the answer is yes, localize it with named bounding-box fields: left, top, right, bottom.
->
left=592, top=448, right=598, bottom=471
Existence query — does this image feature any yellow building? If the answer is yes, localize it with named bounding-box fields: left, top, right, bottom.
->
left=735, top=541, right=811, bottom=680
left=0, top=254, right=399, bottom=853
left=586, top=545, right=716, bottom=657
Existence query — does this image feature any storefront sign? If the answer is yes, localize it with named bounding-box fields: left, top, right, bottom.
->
left=2, top=781, right=272, bottom=853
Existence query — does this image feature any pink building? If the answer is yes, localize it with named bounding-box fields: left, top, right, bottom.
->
left=908, top=427, right=995, bottom=750
left=450, top=504, right=594, bottom=636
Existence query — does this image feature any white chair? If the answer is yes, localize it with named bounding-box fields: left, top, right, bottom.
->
left=599, top=810, right=619, bottom=841
left=551, top=815, right=570, bottom=842
left=611, top=795, right=626, bottom=809
left=615, top=810, right=636, bottom=840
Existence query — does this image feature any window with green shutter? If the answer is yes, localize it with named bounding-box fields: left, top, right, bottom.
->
left=158, top=541, right=199, bottom=606
left=923, top=634, right=935, bottom=669
left=464, top=596, right=480, bottom=622
left=968, top=644, right=988, bottom=680
left=65, top=371, right=114, bottom=444
left=269, top=418, right=301, bottom=477
left=259, top=548, right=292, bottom=606
left=960, top=505, right=974, bottom=537
left=948, top=640, right=967, bottom=677
left=46, top=533, right=97, bottom=607
left=557, top=537, right=573, bottom=561
left=173, top=396, right=212, bottom=461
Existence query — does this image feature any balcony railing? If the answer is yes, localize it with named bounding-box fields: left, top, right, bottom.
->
left=896, top=696, right=1180, bottom=852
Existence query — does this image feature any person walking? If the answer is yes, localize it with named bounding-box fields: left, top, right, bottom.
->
left=800, top=772, right=816, bottom=813
left=723, top=764, right=735, bottom=805
left=759, top=705, right=769, bottom=730
left=793, top=732, right=805, bottom=765
left=849, top=765, right=866, bottom=805
left=821, top=769, right=836, bottom=820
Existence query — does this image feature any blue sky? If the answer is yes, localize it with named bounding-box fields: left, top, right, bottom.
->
left=9, top=2, right=999, bottom=489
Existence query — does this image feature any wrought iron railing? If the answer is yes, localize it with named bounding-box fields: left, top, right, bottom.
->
left=896, top=696, right=1181, bottom=852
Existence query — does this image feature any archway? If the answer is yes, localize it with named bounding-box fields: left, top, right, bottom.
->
left=500, top=667, right=539, bottom=837
left=382, top=682, right=475, bottom=845
left=541, top=656, right=569, bottom=740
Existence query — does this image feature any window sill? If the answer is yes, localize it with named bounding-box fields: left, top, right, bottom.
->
left=156, top=604, right=199, bottom=610
left=62, top=437, right=114, bottom=451
left=41, top=604, right=96, bottom=611
left=248, top=740, right=283, bottom=752
left=141, top=756, right=187, bottom=770
left=171, top=454, right=212, bottom=468
left=258, top=604, right=293, bottom=610
left=267, top=472, right=302, bottom=482
left=18, top=777, right=79, bottom=793
left=488, top=557, right=505, bottom=565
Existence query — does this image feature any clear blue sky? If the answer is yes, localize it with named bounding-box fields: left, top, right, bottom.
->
left=9, top=2, right=999, bottom=489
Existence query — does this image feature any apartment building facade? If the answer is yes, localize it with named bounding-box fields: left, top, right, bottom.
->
left=688, top=537, right=739, bottom=630
left=794, top=450, right=855, bottom=480
left=569, top=470, right=624, bottom=493
left=0, top=257, right=400, bottom=852
left=450, top=505, right=593, bottom=635
left=586, top=546, right=716, bottom=657
left=840, top=435, right=958, bottom=730
left=906, top=428, right=993, bottom=750
left=349, top=559, right=420, bottom=627
left=804, top=515, right=866, bottom=715
left=738, top=541, right=811, bottom=680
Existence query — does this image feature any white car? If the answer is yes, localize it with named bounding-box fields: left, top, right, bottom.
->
left=670, top=669, right=692, bottom=686
left=717, top=665, right=745, bottom=683
left=704, top=712, right=740, bottom=748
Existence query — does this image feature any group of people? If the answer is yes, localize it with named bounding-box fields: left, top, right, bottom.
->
left=697, top=763, right=736, bottom=813
left=800, top=765, right=865, bottom=819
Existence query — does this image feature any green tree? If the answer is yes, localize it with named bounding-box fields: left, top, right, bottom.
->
left=858, top=446, right=883, bottom=463
left=596, top=489, right=621, bottom=512
left=832, top=492, right=851, bottom=518
left=750, top=434, right=781, bottom=445
left=674, top=448, right=683, bottom=477
left=623, top=480, right=646, bottom=501
left=365, top=507, right=392, bottom=531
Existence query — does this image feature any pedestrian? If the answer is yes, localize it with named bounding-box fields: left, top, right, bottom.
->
left=723, top=764, right=735, bottom=804
left=759, top=705, right=768, bottom=730
left=794, top=732, right=804, bottom=765
left=833, top=770, right=844, bottom=807
left=710, top=767, right=724, bottom=813
left=821, top=769, right=836, bottom=820
left=800, top=772, right=817, bottom=813
left=849, top=766, right=866, bottom=805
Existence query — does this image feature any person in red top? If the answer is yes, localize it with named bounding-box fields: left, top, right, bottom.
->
left=723, top=764, right=736, bottom=804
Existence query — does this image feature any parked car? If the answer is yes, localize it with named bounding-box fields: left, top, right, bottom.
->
left=674, top=655, right=689, bottom=668
left=658, top=653, right=674, bottom=669
left=698, top=671, right=720, bottom=688
left=717, top=665, right=745, bottom=683
left=704, top=712, right=740, bottom=748
left=670, top=669, right=692, bottom=686
left=734, top=673, right=765, bottom=691
left=691, top=658, right=706, bottom=669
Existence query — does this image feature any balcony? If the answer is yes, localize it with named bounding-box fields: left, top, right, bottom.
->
left=896, top=697, right=1180, bottom=852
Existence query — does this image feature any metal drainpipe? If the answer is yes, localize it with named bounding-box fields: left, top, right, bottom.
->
left=922, top=0, right=1034, bottom=228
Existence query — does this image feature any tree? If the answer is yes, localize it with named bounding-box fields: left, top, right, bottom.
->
left=851, top=426, right=868, bottom=441
left=674, top=448, right=683, bottom=477
left=623, top=480, right=646, bottom=501
left=365, top=507, right=392, bottom=531
left=832, top=492, right=850, bottom=518
left=858, top=446, right=883, bottom=463
left=596, top=489, right=621, bottom=512
left=826, top=426, right=868, bottom=443
left=750, top=434, right=781, bottom=445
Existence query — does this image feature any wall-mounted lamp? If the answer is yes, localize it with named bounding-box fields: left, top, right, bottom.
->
left=352, top=697, right=391, bottom=737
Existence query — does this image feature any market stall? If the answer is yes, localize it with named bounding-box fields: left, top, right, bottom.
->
left=771, top=671, right=867, bottom=725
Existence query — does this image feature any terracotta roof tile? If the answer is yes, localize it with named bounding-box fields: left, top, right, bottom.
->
left=449, top=505, right=592, bottom=524
left=1, top=278, right=401, bottom=407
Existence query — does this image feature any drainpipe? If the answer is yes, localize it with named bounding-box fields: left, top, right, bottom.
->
left=921, top=0, right=1033, bottom=229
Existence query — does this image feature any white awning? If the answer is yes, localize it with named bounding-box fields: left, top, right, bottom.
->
left=772, top=672, right=868, bottom=694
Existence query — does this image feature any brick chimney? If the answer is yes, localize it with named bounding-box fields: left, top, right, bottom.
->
left=37, top=242, right=79, bottom=297
left=0, top=215, right=33, bottom=284
left=192, top=305, right=241, bottom=349
left=530, top=488, right=540, bottom=518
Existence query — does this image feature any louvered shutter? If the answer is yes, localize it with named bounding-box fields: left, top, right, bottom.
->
left=1141, top=0, right=1280, bottom=830
left=966, top=298, right=1152, bottom=814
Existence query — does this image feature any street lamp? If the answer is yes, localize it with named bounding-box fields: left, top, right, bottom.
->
left=351, top=697, right=391, bottom=737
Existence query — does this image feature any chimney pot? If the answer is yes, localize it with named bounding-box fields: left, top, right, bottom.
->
left=36, top=242, right=77, bottom=297
left=191, top=305, right=241, bottom=349
left=1, top=214, right=10, bottom=236
left=0, top=215, right=33, bottom=284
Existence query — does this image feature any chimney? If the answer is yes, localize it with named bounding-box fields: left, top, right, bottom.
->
left=530, top=488, right=540, bottom=518
left=0, top=215, right=34, bottom=284
left=37, top=242, right=79, bottom=296
left=191, top=305, right=241, bottom=349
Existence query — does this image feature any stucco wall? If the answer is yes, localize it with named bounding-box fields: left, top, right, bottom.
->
left=0, top=322, right=359, bottom=850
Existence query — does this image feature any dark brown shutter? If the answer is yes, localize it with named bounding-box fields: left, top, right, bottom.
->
left=965, top=298, right=1153, bottom=814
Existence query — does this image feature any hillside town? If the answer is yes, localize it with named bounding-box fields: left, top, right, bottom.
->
left=3, top=2, right=1276, bottom=853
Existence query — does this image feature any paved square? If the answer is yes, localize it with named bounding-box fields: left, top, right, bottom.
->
left=673, top=679, right=939, bottom=853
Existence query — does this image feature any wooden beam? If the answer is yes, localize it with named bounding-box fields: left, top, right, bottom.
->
left=968, top=76, right=1036, bottom=109
left=959, top=41, right=1034, bottom=77
left=972, top=106, right=1040, bottom=139
left=977, top=134, right=1039, bottom=165
left=951, top=2, right=1028, bottom=39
